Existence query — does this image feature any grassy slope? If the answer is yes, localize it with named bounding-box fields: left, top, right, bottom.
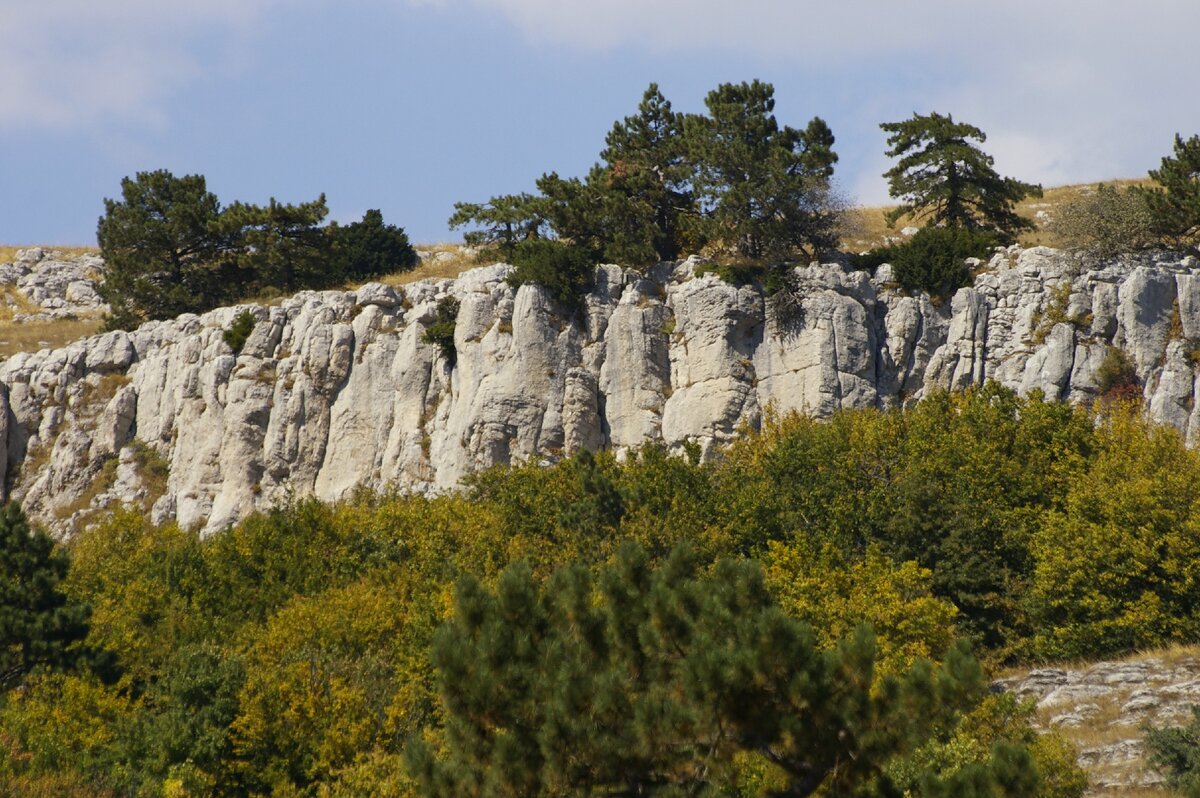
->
left=842, top=178, right=1154, bottom=253
left=0, top=246, right=104, bottom=357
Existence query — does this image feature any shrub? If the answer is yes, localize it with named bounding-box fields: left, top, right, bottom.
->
left=1095, top=346, right=1139, bottom=398
left=863, top=227, right=996, bottom=296
left=222, top=310, right=256, bottom=354
left=506, top=239, right=594, bottom=310
left=1145, top=706, right=1200, bottom=797
left=1052, top=184, right=1157, bottom=260
left=421, top=296, right=460, bottom=364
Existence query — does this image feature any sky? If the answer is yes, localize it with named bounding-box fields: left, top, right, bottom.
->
left=2, top=0, right=1199, bottom=246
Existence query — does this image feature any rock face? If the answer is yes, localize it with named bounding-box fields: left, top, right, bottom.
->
left=4, top=246, right=1200, bottom=535
left=0, top=248, right=108, bottom=320
left=997, top=651, right=1200, bottom=795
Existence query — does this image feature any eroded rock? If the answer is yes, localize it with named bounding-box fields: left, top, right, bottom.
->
left=5, top=248, right=1200, bottom=535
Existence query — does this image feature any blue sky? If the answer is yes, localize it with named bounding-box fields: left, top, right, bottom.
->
left=3, top=0, right=1199, bottom=246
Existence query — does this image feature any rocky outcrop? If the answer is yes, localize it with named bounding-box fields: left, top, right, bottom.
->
left=0, top=248, right=107, bottom=320
left=997, top=650, right=1200, bottom=795
left=3, top=246, right=1200, bottom=535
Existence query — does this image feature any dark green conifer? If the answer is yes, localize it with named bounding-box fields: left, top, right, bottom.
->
left=329, top=208, right=417, bottom=280
left=447, top=193, right=551, bottom=262
left=1138, top=133, right=1200, bottom=253
left=96, top=169, right=227, bottom=328
left=220, top=195, right=331, bottom=294
left=688, top=80, right=840, bottom=261
left=880, top=112, right=1041, bottom=241
left=595, top=83, right=696, bottom=264
left=410, top=542, right=1024, bottom=798
left=0, top=502, right=88, bottom=690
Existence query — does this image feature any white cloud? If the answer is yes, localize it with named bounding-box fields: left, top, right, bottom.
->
left=444, top=0, right=1200, bottom=189
left=0, top=1, right=278, bottom=129
left=454, top=0, right=1197, bottom=61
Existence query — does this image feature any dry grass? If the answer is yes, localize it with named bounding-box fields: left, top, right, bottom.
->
left=839, top=178, right=1156, bottom=253
left=0, top=316, right=104, bottom=359
left=0, top=245, right=97, bottom=264
left=994, top=642, right=1200, bottom=682
left=386, top=244, right=482, bottom=285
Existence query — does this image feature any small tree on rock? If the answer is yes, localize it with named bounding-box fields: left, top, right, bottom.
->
left=448, top=193, right=551, bottom=262
left=881, top=112, right=1041, bottom=242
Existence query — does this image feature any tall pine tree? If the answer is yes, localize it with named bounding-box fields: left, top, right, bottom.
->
left=880, top=112, right=1041, bottom=241
left=595, top=83, right=696, bottom=264
left=688, top=80, right=840, bottom=261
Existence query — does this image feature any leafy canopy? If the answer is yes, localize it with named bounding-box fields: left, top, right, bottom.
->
left=881, top=112, right=1041, bottom=241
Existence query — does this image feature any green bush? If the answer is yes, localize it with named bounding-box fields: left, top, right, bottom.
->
left=421, top=296, right=460, bottom=363
left=506, top=239, right=595, bottom=309
left=863, top=227, right=996, bottom=296
left=1146, top=706, right=1200, bottom=797
left=222, top=310, right=256, bottom=354
left=1095, top=346, right=1139, bottom=399
left=1052, top=184, right=1157, bottom=260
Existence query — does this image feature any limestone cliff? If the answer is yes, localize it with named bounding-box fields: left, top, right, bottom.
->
left=3, top=246, right=1200, bottom=535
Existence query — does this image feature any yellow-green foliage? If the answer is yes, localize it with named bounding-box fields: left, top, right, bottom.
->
left=889, top=693, right=1087, bottom=798
left=763, top=541, right=958, bottom=677
left=231, top=575, right=435, bottom=794
left=7, top=384, right=1200, bottom=795
left=1027, top=405, right=1200, bottom=658
left=0, top=672, right=138, bottom=785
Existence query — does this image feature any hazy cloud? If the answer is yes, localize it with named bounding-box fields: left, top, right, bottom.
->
left=0, top=1, right=278, bottom=129
left=450, top=0, right=1200, bottom=195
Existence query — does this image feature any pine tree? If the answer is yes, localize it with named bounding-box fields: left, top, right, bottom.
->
left=328, top=209, right=417, bottom=280
left=687, top=81, right=840, bottom=262
left=447, top=193, right=551, bottom=262
left=220, top=195, right=331, bottom=294
left=1138, top=133, right=1200, bottom=252
left=880, top=112, right=1041, bottom=241
left=409, top=542, right=1025, bottom=798
left=0, top=503, right=88, bottom=690
left=96, top=169, right=228, bottom=328
left=595, top=83, right=696, bottom=264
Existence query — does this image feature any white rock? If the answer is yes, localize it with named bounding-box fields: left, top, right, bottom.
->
left=5, top=247, right=1200, bottom=535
